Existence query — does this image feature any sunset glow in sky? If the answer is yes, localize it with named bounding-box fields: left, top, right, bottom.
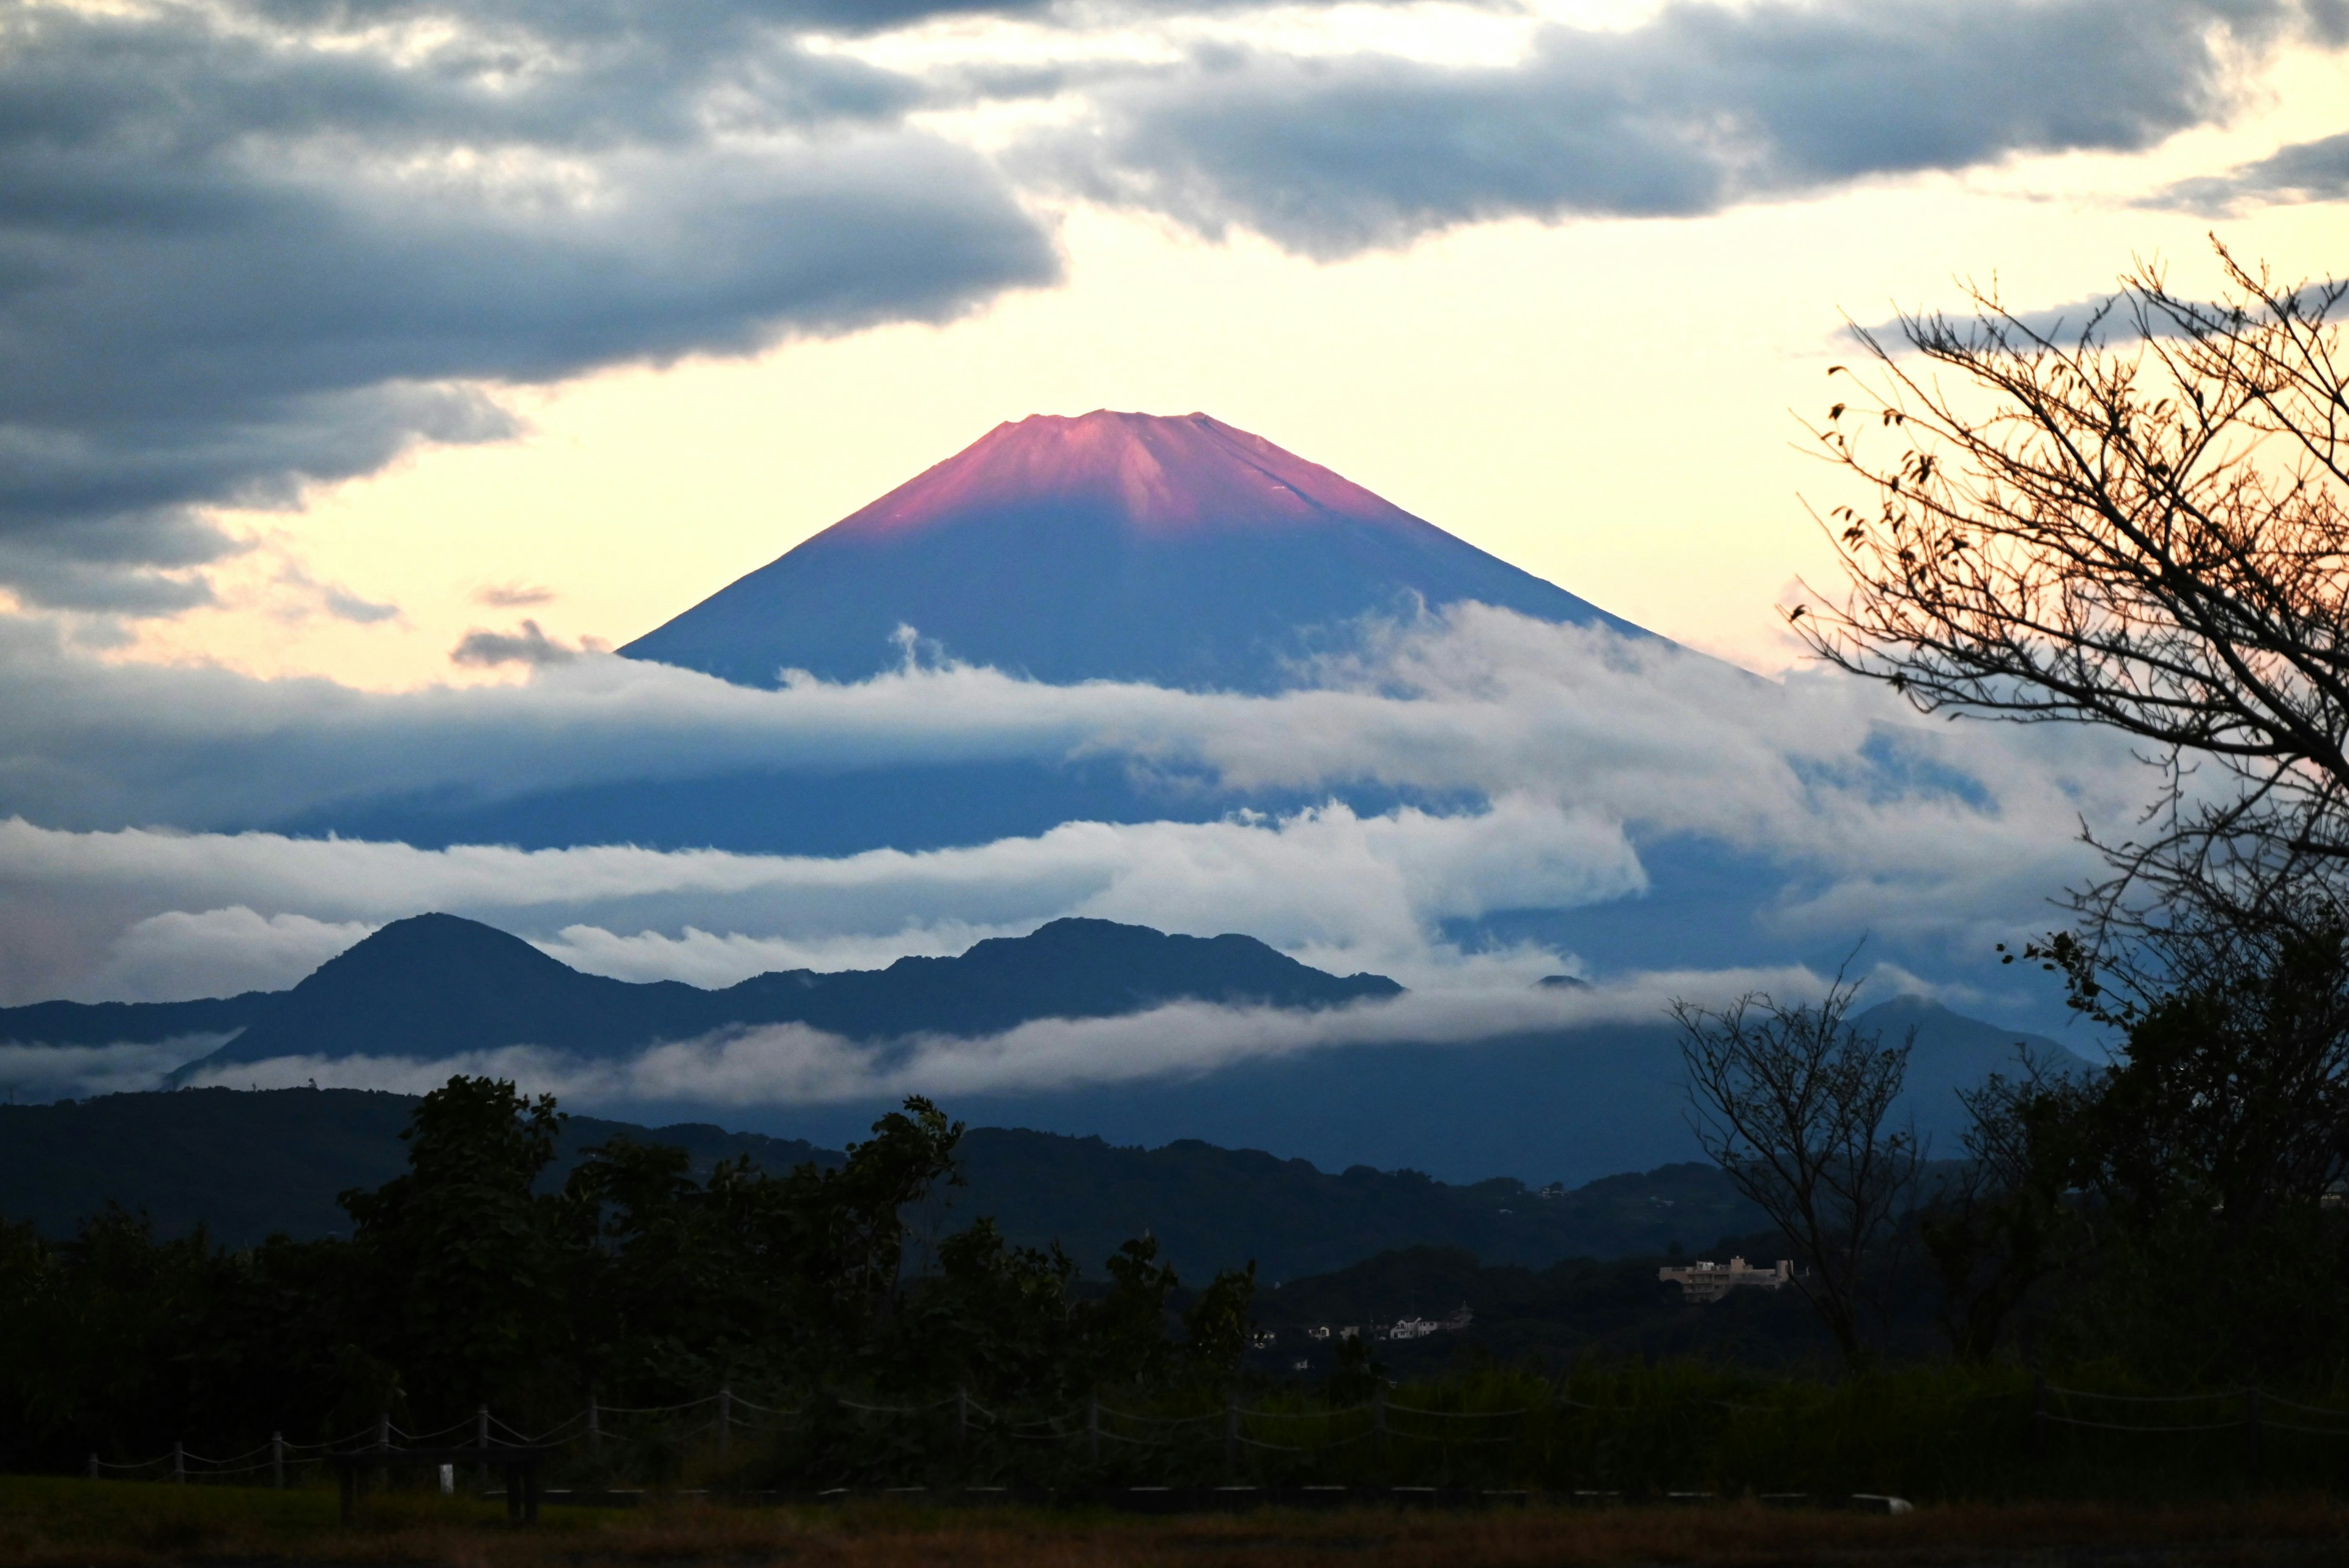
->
left=13, top=0, right=2347, bottom=690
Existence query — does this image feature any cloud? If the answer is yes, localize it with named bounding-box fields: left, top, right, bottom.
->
left=0, top=603, right=2136, bottom=852
left=1843, top=277, right=2348, bottom=354
left=475, top=584, right=555, bottom=609
left=0, top=1041, right=225, bottom=1103
left=170, top=966, right=1834, bottom=1108
left=1033, top=0, right=2329, bottom=257
left=0, top=0, right=1059, bottom=611
left=80, top=908, right=380, bottom=1004
left=2151, top=128, right=2349, bottom=212
left=7, top=0, right=2335, bottom=608
left=0, top=793, right=1648, bottom=1003
left=451, top=620, right=579, bottom=668
left=0, top=604, right=2149, bottom=1015
left=534, top=921, right=1026, bottom=987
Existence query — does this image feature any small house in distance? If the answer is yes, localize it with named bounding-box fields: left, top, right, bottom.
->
left=1658, top=1256, right=1792, bottom=1302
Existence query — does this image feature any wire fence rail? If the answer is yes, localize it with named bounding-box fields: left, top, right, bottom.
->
left=81, top=1377, right=2349, bottom=1496
left=80, top=1386, right=1544, bottom=1487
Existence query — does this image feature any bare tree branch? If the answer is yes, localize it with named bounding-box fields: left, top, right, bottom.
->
left=1674, top=973, right=1921, bottom=1365
left=1792, top=237, right=2349, bottom=962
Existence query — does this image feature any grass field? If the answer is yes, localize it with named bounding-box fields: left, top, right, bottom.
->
left=7, top=1476, right=2349, bottom=1567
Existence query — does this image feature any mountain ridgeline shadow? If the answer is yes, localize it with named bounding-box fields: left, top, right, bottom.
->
left=0, top=913, right=1401, bottom=1080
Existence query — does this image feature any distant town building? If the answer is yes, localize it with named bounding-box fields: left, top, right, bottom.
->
left=1387, top=1305, right=1474, bottom=1341
left=1303, top=1306, right=1475, bottom=1343
left=1657, top=1256, right=1793, bottom=1302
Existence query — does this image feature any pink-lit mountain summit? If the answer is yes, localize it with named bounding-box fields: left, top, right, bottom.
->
left=623, top=411, right=1645, bottom=691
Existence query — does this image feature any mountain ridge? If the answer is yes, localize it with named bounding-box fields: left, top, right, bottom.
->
left=0, top=914, right=1401, bottom=1078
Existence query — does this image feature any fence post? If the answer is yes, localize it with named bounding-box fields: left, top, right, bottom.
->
left=718, top=1385, right=732, bottom=1462
left=376, top=1412, right=390, bottom=1452
left=2032, top=1375, right=2047, bottom=1463
left=1225, top=1394, right=1239, bottom=1479
left=87, top=1453, right=98, bottom=1482
left=173, top=1441, right=185, bottom=1484
left=955, top=1386, right=969, bottom=1469
left=476, top=1404, right=490, bottom=1492
left=2246, top=1386, right=2263, bottom=1490
left=588, top=1395, right=601, bottom=1460
left=272, top=1431, right=285, bottom=1490
left=1373, top=1382, right=1388, bottom=1468
left=1086, top=1393, right=1100, bottom=1468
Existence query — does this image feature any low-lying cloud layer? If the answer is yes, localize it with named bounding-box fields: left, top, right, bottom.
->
left=0, top=609, right=2134, bottom=1014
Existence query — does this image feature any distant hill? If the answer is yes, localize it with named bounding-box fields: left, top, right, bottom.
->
left=621, top=411, right=1649, bottom=693
left=0, top=1087, right=833, bottom=1245
left=0, top=1086, right=1763, bottom=1282
left=744, top=995, right=2098, bottom=1191
left=0, top=992, right=277, bottom=1049
left=0, top=913, right=1398, bottom=1078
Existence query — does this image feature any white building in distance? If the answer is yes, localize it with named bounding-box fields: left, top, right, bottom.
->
left=1657, top=1256, right=1793, bottom=1302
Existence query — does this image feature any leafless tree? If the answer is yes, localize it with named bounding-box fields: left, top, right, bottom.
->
left=1791, top=239, right=2349, bottom=980
left=1674, top=976, right=1922, bottom=1364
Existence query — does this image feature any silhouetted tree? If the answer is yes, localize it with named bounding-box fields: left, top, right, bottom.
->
left=1792, top=239, right=2349, bottom=960
left=1675, top=975, right=1921, bottom=1364
left=340, top=1076, right=571, bottom=1416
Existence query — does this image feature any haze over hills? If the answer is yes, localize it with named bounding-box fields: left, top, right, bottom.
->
left=2, top=908, right=2091, bottom=1186
left=622, top=411, right=1650, bottom=693
left=0, top=912, right=1397, bottom=1076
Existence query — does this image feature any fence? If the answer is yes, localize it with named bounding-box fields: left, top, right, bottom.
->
left=79, top=1374, right=2349, bottom=1502
left=81, top=1386, right=1538, bottom=1491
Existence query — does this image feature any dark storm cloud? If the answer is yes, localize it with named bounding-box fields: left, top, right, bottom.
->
left=2152, top=129, right=2349, bottom=213
left=0, top=0, right=1060, bottom=612
left=1037, top=0, right=2332, bottom=258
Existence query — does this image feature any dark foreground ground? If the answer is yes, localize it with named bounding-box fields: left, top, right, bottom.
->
left=6, top=1477, right=2349, bottom=1568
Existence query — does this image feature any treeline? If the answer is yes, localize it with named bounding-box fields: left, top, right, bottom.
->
left=0, top=1080, right=1252, bottom=1474
left=1674, top=924, right=2349, bottom=1391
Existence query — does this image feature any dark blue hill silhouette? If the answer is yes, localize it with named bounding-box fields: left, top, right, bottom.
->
left=0, top=1085, right=1763, bottom=1280
left=128, top=912, right=1398, bottom=1074
left=620, top=411, right=1647, bottom=693
left=0, top=991, right=277, bottom=1049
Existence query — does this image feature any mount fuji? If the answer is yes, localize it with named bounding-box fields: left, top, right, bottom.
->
left=622, top=411, right=1649, bottom=692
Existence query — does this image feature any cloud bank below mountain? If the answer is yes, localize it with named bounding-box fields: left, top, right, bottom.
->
left=0, top=609, right=2134, bottom=1025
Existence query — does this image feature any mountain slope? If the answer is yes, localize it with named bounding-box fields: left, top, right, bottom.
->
left=0, top=1085, right=1762, bottom=1279
left=621, top=411, right=1647, bottom=693
left=0, top=992, right=278, bottom=1049
left=143, top=913, right=1399, bottom=1073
